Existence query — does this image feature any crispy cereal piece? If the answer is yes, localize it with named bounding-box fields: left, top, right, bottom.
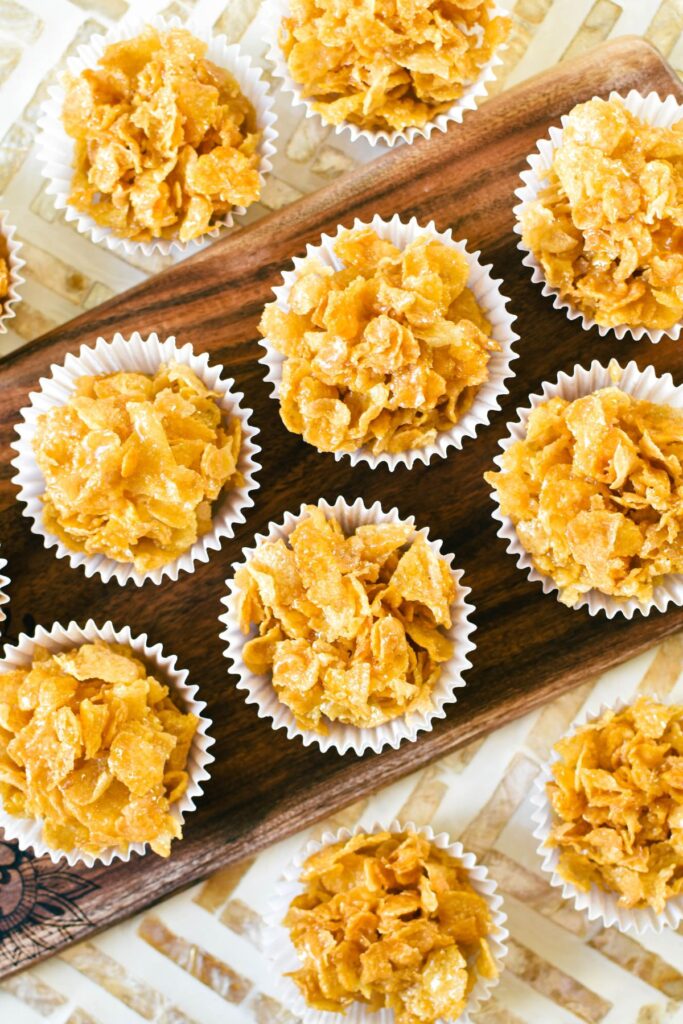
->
left=0, top=640, right=197, bottom=857
left=284, top=831, right=496, bottom=1023
left=545, top=697, right=683, bottom=913
left=32, top=361, right=242, bottom=572
left=485, top=386, right=683, bottom=605
left=0, top=226, right=10, bottom=306
left=0, top=258, right=8, bottom=302
left=62, top=27, right=261, bottom=242
left=520, top=97, right=683, bottom=330
left=280, top=0, right=509, bottom=134
left=259, top=228, right=500, bottom=455
left=237, top=506, right=455, bottom=733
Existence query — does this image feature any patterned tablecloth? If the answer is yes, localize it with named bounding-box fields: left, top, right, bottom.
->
left=1, top=0, right=683, bottom=1021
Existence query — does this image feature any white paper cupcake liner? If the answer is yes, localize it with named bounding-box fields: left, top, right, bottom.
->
left=219, top=495, right=476, bottom=756
left=0, top=553, right=9, bottom=634
left=264, top=820, right=508, bottom=1023
left=265, top=0, right=507, bottom=147
left=36, top=14, right=278, bottom=258
left=259, top=213, right=518, bottom=471
left=489, top=359, right=683, bottom=618
left=11, top=331, right=261, bottom=587
left=0, top=210, right=25, bottom=335
left=0, top=618, right=215, bottom=868
left=530, top=694, right=682, bottom=934
left=513, top=89, right=683, bottom=344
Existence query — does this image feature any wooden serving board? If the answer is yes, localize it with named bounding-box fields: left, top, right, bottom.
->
left=0, top=36, right=681, bottom=978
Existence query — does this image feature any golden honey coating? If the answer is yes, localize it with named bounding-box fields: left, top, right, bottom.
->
left=32, top=362, right=243, bottom=573
left=0, top=641, right=198, bottom=857
left=259, top=228, right=500, bottom=455
left=284, top=831, right=498, bottom=1022
left=520, top=97, right=683, bottom=330
left=0, top=229, right=10, bottom=307
left=485, top=386, right=683, bottom=606
left=236, top=506, right=456, bottom=733
left=62, top=27, right=261, bottom=242
left=280, top=0, right=509, bottom=133
left=546, top=697, right=683, bottom=913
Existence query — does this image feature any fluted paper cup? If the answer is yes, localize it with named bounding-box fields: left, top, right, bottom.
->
left=530, top=694, right=683, bottom=934
left=265, top=0, right=507, bottom=147
left=514, top=90, right=683, bottom=343
left=0, top=210, right=25, bottom=335
left=11, top=331, right=261, bottom=586
left=264, top=819, right=508, bottom=1023
left=259, top=214, right=518, bottom=470
left=219, top=495, right=476, bottom=756
left=0, top=618, right=214, bottom=868
left=0, top=553, right=8, bottom=635
left=488, top=359, right=683, bottom=618
left=36, top=14, right=278, bottom=258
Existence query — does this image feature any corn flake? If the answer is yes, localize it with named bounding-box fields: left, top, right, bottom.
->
left=0, top=641, right=198, bottom=857
left=280, top=0, right=509, bottom=134
left=284, top=831, right=497, bottom=1022
left=32, top=362, right=243, bottom=572
left=485, top=386, right=683, bottom=606
left=0, top=228, right=10, bottom=310
left=236, top=506, right=457, bottom=732
left=62, top=27, right=261, bottom=242
left=546, top=697, right=683, bottom=913
left=520, top=97, right=683, bottom=330
left=260, top=228, right=500, bottom=455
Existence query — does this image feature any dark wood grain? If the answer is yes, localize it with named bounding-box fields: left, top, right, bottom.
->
left=1, top=36, right=682, bottom=977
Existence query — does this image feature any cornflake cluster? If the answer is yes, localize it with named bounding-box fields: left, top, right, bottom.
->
left=236, top=506, right=456, bottom=732
left=62, top=27, right=261, bottom=242
left=284, top=831, right=497, bottom=1022
left=485, top=386, right=683, bottom=605
left=547, top=697, right=683, bottom=913
left=0, top=231, right=10, bottom=310
left=0, top=641, right=198, bottom=857
left=520, top=97, right=683, bottom=330
left=259, top=227, right=499, bottom=455
left=280, top=0, right=509, bottom=133
left=33, top=363, right=243, bottom=572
